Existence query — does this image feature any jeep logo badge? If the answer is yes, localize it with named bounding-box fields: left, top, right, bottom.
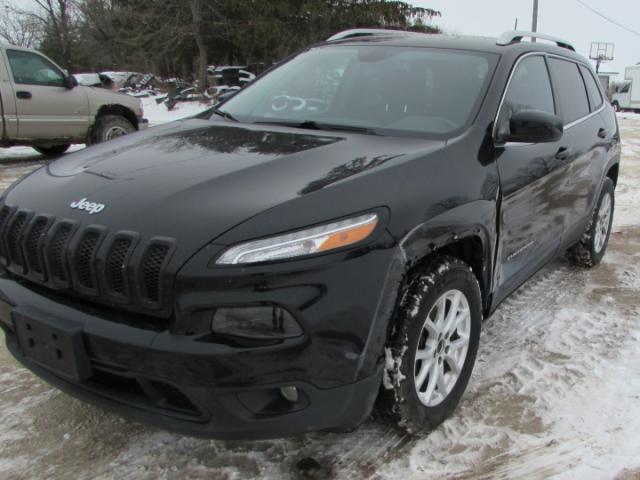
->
left=70, top=198, right=105, bottom=215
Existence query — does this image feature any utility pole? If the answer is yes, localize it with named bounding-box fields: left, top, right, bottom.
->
left=532, top=0, right=539, bottom=38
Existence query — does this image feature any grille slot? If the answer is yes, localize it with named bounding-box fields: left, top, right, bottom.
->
left=75, top=231, right=101, bottom=291
left=49, top=224, right=72, bottom=283
left=25, top=217, right=50, bottom=277
left=106, top=237, right=133, bottom=298
left=7, top=212, right=28, bottom=269
left=140, top=243, right=170, bottom=304
left=0, top=206, right=14, bottom=261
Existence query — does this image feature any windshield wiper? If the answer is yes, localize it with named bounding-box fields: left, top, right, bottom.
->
left=211, top=108, right=239, bottom=122
left=254, top=119, right=377, bottom=135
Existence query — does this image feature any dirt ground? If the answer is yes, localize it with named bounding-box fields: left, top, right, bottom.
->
left=0, top=116, right=639, bottom=480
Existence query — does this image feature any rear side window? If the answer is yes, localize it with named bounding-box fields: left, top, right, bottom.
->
left=579, top=65, right=604, bottom=111
left=548, top=58, right=590, bottom=124
left=496, top=55, right=555, bottom=138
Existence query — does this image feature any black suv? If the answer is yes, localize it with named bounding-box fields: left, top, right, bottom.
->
left=0, top=29, right=620, bottom=438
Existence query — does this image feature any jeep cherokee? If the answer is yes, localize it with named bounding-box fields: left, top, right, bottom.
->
left=0, top=29, right=620, bottom=439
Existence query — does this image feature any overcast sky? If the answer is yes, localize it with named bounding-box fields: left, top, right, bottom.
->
left=415, top=0, right=640, bottom=79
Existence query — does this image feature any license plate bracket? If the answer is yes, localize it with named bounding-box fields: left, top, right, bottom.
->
left=12, top=306, right=92, bottom=382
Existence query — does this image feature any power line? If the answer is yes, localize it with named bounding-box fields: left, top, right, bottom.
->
left=575, top=0, right=640, bottom=38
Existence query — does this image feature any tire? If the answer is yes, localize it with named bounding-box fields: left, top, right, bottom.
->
left=567, top=178, right=615, bottom=267
left=92, top=115, right=135, bottom=144
left=33, top=144, right=70, bottom=156
left=382, top=256, right=482, bottom=434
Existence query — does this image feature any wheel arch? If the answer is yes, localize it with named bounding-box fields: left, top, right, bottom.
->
left=606, top=162, right=619, bottom=187
left=394, top=200, right=497, bottom=317
left=94, top=104, right=138, bottom=130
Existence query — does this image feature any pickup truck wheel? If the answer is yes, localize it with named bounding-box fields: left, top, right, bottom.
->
left=93, top=115, right=135, bottom=143
left=382, top=256, right=482, bottom=434
left=33, top=144, right=70, bottom=156
left=567, top=178, right=615, bottom=267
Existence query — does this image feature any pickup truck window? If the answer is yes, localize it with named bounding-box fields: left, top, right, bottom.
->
left=496, top=55, right=555, bottom=138
left=6, top=49, right=65, bottom=87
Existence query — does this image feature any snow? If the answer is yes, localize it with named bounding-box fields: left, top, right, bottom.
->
left=140, top=96, right=210, bottom=125
left=0, top=115, right=639, bottom=479
left=616, top=111, right=640, bottom=120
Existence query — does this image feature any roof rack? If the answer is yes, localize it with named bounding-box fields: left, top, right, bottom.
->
left=497, top=30, right=575, bottom=52
left=327, top=29, right=420, bottom=42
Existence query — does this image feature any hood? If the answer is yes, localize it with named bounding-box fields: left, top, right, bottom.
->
left=4, top=119, right=443, bottom=263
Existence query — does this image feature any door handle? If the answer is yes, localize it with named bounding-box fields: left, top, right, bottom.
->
left=555, top=147, right=572, bottom=161
left=598, top=128, right=608, bottom=139
left=16, top=91, right=32, bottom=99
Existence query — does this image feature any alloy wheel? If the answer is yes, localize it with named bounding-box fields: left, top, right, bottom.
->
left=413, top=289, right=471, bottom=407
left=594, top=192, right=612, bottom=254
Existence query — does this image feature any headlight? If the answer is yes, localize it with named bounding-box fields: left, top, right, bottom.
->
left=216, top=213, right=379, bottom=265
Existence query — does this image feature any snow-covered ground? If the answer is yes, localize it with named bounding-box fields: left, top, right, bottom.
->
left=0, top=113, right=638, bottom=480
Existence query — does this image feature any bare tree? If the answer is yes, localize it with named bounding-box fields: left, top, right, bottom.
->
left=190, top=0, right=208, bottom=93
left=3, top=0, right=79, bottom=70
left=33, top=0, right=78, bottom=70
left=0, top=4, right=42, bottom=47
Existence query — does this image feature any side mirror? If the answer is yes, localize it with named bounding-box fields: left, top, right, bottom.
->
left=502, top=109, right=563, bottom=144
left=64, top=75, right=78, bottom=89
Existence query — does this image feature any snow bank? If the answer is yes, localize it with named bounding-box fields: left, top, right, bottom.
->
left=141, top=97, right=210, bottom=126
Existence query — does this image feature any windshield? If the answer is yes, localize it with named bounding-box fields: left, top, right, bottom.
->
left=218, top=45, right=497, bottom=137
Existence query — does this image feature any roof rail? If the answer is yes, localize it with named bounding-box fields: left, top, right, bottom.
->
left=497, top=30, right=575, bottom=51
left=327, top=29, right=419, bottom=42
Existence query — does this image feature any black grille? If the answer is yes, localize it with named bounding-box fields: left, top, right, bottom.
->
left=25, top=217, right=49, bottom=276
left=141, top=244, right=170, bottom=304
left=49, top=224, right=72, bottom=283
left=106, top=237, right=132, bottom=297
left=75, top=231, right=101, bottom=290
left=7, top=212, right=28, bottom=269
left=0, top=206, right=175, bottom=317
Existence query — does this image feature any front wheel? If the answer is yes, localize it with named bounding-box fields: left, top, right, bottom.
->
left=92, top=115, right=135, bottom=143
left=382, top=256, right=482, bottom=434
left=33, top=144, right=70, bottom=156
left=567, top=178, right=615, bottom=267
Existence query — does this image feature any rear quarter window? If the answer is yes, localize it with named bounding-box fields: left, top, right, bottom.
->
left=579, top=65, right=604, bottom=111
left=548, top=58, right=590, bottom=124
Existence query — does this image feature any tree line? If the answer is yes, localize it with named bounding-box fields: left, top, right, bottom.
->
left=0, top=0, right=439, bottom=87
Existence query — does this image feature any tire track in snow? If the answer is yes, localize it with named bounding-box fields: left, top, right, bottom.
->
left=322, top=260, right=582, bottom=479
left=373, top=229, right=640, bottom=479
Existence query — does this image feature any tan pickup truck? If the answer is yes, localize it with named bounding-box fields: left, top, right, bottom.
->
left=0, top=44, right=147, bottom=156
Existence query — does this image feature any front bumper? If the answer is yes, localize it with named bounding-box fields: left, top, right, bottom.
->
left=0, top=237, right=402, bottom=439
